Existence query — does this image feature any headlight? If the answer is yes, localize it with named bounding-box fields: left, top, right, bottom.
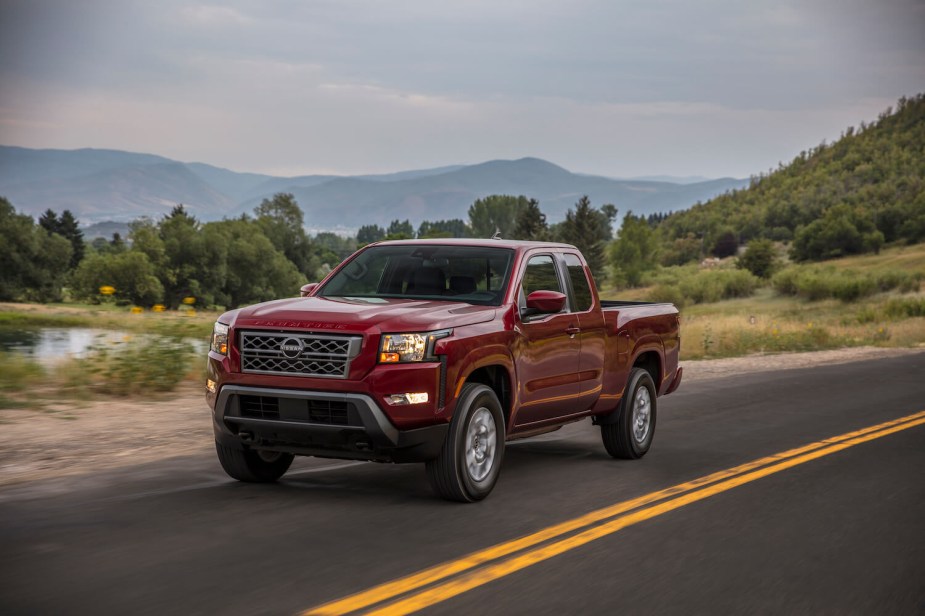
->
left=211, top=322, right=229, bottom=355
left=379, top=329, right=451, bottom=363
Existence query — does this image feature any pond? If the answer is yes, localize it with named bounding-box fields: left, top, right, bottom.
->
left=0, top=328, right=132, bottom=366
left=0, top=328, right=206, bottom=366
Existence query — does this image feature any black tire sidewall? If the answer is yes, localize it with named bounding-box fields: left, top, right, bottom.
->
left=454, top=384, right=505, bottom=500
left=624, top=369, right=657, bottom=456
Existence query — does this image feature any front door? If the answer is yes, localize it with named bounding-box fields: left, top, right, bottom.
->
left=513, top=254, right=581, bottom=427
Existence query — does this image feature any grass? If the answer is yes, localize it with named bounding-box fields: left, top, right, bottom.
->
left=602, top=244, right=925, bottom=360
left=674, top=289, right=925, bottom=359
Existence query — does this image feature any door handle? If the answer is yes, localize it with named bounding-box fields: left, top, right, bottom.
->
left=565, top=326, right=581, bottom=337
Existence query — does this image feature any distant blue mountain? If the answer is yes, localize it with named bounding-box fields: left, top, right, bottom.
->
left=0, top=145, right=748, bottom=228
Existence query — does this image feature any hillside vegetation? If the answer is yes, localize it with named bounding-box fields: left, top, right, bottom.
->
left=657, top=94, right=925, bottom=261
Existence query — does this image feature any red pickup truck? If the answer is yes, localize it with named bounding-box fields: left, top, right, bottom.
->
left=206, top=239, right=682, bottom=501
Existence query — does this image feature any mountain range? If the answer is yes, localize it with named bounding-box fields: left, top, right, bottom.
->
left=0, top=146, right=747, bottom=231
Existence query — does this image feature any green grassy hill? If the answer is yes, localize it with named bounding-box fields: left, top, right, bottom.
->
left=659, top=94, right=925, bottom=261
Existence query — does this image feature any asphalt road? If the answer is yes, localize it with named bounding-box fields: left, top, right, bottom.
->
left=2, top=352, right=924, bottom=615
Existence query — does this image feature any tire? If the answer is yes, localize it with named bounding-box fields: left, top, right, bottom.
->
left=215, top=442, right=294, bottom=482
left=601, top=368, right=657, bottom=459
left=427, top=383, right=505, bottom=502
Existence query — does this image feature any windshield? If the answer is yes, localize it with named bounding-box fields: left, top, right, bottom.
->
left=319, top=245, right=515, bottom=306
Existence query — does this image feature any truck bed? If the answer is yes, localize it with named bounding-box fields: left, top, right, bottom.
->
left=600, top=300, right=672, bottom=309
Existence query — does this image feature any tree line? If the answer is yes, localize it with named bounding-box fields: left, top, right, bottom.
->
left=0, top=192, right=620, bottom=308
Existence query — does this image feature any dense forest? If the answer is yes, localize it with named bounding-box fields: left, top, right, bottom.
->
left=2, top=95, right=922, bottom=308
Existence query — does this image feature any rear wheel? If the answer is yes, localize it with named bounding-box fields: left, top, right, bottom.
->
left=427, top=383, right=505, bottom=502
left=601, top=368, right=657, bottom=459
left=215, top=442, right=294, bottom=482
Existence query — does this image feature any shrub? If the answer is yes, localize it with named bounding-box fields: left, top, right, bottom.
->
left=736, top=239, right=780, bottom=279
left=772, top=265, right=918, bottom=302
left=0, top=352, right=45, bottom=392
left=771, top=267, right=801, bottom=296
left=678, top=269, right=759, bottom=304
left=647, top=284, right=686, bottom=309
left=884, top=297, right=925, bottom=318
left=60, top=335, right=197, bottom=396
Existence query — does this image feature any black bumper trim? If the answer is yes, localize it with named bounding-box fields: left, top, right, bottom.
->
left=213, top=385, right=447, bottom=463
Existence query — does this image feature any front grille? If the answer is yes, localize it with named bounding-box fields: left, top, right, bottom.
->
left=240, top=331, right=361, bottom=378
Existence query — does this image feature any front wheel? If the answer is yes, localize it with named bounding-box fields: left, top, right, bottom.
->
left=427, top=383, right=505, bottom=502
left=601, top=368, right=657, bottom=459
left=215, top=442, right=294, bottom=482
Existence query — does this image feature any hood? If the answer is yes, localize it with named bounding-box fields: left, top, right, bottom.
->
left=230, top=296, right=497, bottom=333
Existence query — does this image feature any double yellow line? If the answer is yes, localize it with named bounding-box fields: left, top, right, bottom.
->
left=305, top=409, right=925, bottom=616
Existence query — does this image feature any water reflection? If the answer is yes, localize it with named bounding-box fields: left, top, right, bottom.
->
left=0, top=328, right=130, bottom=365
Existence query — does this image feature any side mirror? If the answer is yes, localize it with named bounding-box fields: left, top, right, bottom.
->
left=523, top=290, right=567, bottom=318
left=300, top=283, right=319, bottom=298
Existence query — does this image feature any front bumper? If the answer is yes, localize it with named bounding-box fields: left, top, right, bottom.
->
left=212, top=385, right=448, bottom=463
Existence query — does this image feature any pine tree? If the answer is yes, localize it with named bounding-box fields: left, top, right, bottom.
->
left=513, top=199, right=548, bottom=241
left=38, top=209, right=60, bottom=235
left=560, top=196, right=607, bottom=281
left=57, top=210, right=85, bottom=268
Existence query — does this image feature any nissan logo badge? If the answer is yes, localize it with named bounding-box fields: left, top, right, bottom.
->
left=280, top=337, right=304, bottom=358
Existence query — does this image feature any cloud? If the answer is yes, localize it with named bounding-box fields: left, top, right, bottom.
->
left=1, top=0, right=923, bottom=178
left=179, top=4, right=252, bottom=27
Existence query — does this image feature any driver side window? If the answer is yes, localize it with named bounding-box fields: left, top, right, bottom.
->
left=522, top=255, right=562, bottom=297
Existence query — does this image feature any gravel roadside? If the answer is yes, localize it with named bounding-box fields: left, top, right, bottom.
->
left=0, top=346, right=920, bottom=487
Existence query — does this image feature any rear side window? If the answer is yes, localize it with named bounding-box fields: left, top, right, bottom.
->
left=564, top=253, right=593, bottom=311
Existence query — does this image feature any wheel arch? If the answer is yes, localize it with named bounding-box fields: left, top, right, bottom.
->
left=462, top=365, right=513, bottom=429
left=631, top=347, right=664, bottom=391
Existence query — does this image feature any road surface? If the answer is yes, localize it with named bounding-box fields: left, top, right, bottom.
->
left=1, top=352, right=923, bottom=615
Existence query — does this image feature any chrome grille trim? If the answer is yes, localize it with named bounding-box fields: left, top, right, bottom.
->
left=239, top=331, right=362, bottom=378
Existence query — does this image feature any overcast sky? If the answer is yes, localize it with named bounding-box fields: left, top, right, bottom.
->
left=1, top=0, right=923, bottom=178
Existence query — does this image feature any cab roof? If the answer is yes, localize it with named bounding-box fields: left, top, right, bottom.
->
left=368, top=238, right=579, bottom=252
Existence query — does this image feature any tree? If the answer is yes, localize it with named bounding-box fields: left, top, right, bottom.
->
left=0, top=198, right=72, bottom=302
left=386, top=219, right=414, bottom=240
left=158, top=205, right=207, bottom=308
left=357, top=224, right=385, bottom=244
left=711, top=228, right=739, bottom=258
left=512, top=199, right=548, bottom=241
left=38, top=209, right=59, bottom=235
left=610, top=211, right=660, bottom=288
left=255, top=193, right=312, bottom=272
left=418, top=219, right=470, bottom=238
left=109, top=233, right=126, bottom=253
left=468, top=195, right=530, bottom=238
left=659, top=233, right=702, bottom=266
left=790, top=204, right=884, bottom=262
left=559, top=196, right=609, bottom=281
left=57, top=210, right=85, bottom=268
left=212, top=219, right=304, bottom=308
left=736, top=239, right=779, bottom=278
left=71, top=251, right=164, bottom=306
left=28, top=231, right=72, bottom=302
left=37, top=208, right=85, bottom=269
left=309, top=232, right=357, bottom=278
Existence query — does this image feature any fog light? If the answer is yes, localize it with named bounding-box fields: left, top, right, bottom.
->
left=386, top=392, right=429, bottom=405
left=206, top=379, right=217, bottom=394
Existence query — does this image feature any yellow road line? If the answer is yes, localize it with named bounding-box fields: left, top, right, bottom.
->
left=305, top=410, right=925, bottom=616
